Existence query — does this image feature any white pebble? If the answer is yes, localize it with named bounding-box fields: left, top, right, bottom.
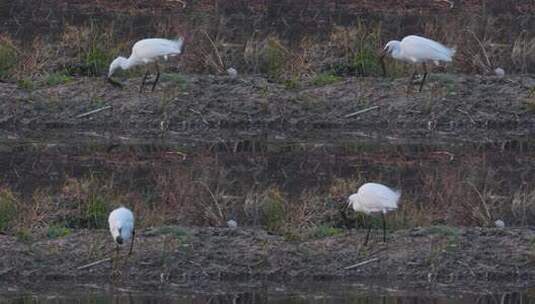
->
left=227, top=67, right=238, bottom=79
left=226, top=219, right=238, bottom=229
left=494, top=67, right=505, bottom=78
left=494, top=219, right=505, bottom=228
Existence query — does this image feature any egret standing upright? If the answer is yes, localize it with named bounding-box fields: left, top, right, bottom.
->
left=380, top=35, right=455, bottom=92
left=347, top=183, right=401, bottom=246
left=108, top=37, right=184, bottom=92
left=108, top=206, right=135, bottom=273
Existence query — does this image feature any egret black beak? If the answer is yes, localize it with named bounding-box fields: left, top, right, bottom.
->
left=115, top=236, right=123, bottom=245
left=379, top=50, right=387, bottom=77
left=107, top=76, right=124, bottom=89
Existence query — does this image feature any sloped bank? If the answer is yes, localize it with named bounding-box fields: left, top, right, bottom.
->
left=1, top=225, right=535, bottom=293
left=1, top=74, right=535, bottom=142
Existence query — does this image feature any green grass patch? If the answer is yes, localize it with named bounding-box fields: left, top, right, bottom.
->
left=47, top=224, right=71, bottom=239
left=45, top=72, right=73, bottom=86
left=259, top=37, right=289, bottom=81
left=312, top=224, right=343, bottom=238
left=161, top=73, right=188, bottom=90
left=16, top=228, right=32, bottom=242
left=82, top=195, right=108, bottom=229
left=426, top=225, right=461, bottom=237
left=83, top=46, right=111, bottom=76
left=261, top=189, right=286, bottom=233
left=17, top=78, right=35, bottom=90
left=284, top=76, right=301, bottom=90
left=312, top=73, right=342, bottom=86
left=352, top=48, right=382, bottom=76
left=0, top=189, right=19, bottom=232
left=524, top=98, right=535, bottom=113
left=145, top=226, right=190, bottom=241
left=0, top=41, right=18, bottom=79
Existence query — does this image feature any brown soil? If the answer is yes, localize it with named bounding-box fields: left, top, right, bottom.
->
left=1, top=226, right=534, bottom=293
left=1, top=74, right=535, bottom=141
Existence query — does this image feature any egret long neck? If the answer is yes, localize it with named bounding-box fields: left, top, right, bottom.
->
left=390, top=45, right=403, bottom=60
left=121, top=56, right=141, bottom=70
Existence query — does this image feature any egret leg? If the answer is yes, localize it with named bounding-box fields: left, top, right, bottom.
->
left=382, top=212, right=387, bottom=243
left=407, top=67, right=418, bottom=93
left=363, top=215, right=372, bottom=246
left=410, top=69, right=418, bottom=83
left=140, top=70, right=150, bottom=93
left=151, top=63, right=160, bottom=92
left=419, top=63, right=428, bottom=92
left=111, top=245, right=120, bottom=279
left=128, top=229, right=136, bottom=256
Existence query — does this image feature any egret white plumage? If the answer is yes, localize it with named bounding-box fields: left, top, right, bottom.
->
left=347, top=182, right=400, bottom=246
left=108, top=37, right=184, bottom=92
left=108, top=206, right=135, bottom=256
left=380, top=35, right=455, bottom=92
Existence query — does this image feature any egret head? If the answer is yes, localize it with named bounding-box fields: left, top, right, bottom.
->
left=108, top=56, right=128, bottom=78
left=110, top=226, right=123, bottom=245
left=107, top=57, right=127, bottom=88
left=115, top=235, right=123, bottom=245
left=379, top=40, right=401, bottom=77
left=347, top=193, right=362, bottom=212
left=383, top=40, right=401, bottom=57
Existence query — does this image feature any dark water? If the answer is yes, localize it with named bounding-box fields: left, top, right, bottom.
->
left=1, top=288, right=534, bottom=304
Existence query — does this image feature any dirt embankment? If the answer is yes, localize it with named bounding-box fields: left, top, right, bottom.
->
left=1, top=73, right=535, bottom=141
left=1, top=225, right=534, bottom=292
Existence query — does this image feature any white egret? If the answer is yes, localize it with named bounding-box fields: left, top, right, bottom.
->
left=347, top=182, right=401, bottom=246
left=380, top=35, right=455, bottom=92
left=108, top=37, right=184, bottom=92
left=108, top=206, right=135, bottom=257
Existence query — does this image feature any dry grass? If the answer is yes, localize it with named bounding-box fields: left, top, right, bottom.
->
left=512, top=188, right=535, bottom=226
left=2, top=7, right=535, bottom=81
left=511, top=32, right=535, bottom=74
left=0, top=150, right=532, bottom=241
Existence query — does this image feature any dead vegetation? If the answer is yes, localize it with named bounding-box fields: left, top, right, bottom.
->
left=2, top=0, right=535, bottom=85
left=0, top=133, right=534, bottom=243
left=3, top=224, right=535, bottom=292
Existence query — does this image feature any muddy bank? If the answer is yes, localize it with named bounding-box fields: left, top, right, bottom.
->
left=1, top=226, right=534, bottom=293
left=2, top=74, right=535, bottom=141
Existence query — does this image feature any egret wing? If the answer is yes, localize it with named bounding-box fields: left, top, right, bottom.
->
left=132, top=38, right=184, bottom=61
left=400, top=35, right=455, bottom=63
left=358, top=183, right=401, bottom=213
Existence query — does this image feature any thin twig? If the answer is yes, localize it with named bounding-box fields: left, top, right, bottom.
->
left=345, top=106, right=379, bottom=118
left=466, top=181, right=492, bottom=224
left=457, top=261, right=476, bottom=277
left=456, top=108, right=476, bottom=125
left=431, top=151, right=455, bottom=161
left=203, top=31, right=224, bottom=72
left=344, top=257, right=379, bottom=270
left=189, top=108, right=209, bottom=125
left=194, top=180, right=224, bottom=222
left=77, top=105, right=112, bottom=119
left=467, top=30, right=492, bottom=69
left=77, top=257, right=112, bottom=270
